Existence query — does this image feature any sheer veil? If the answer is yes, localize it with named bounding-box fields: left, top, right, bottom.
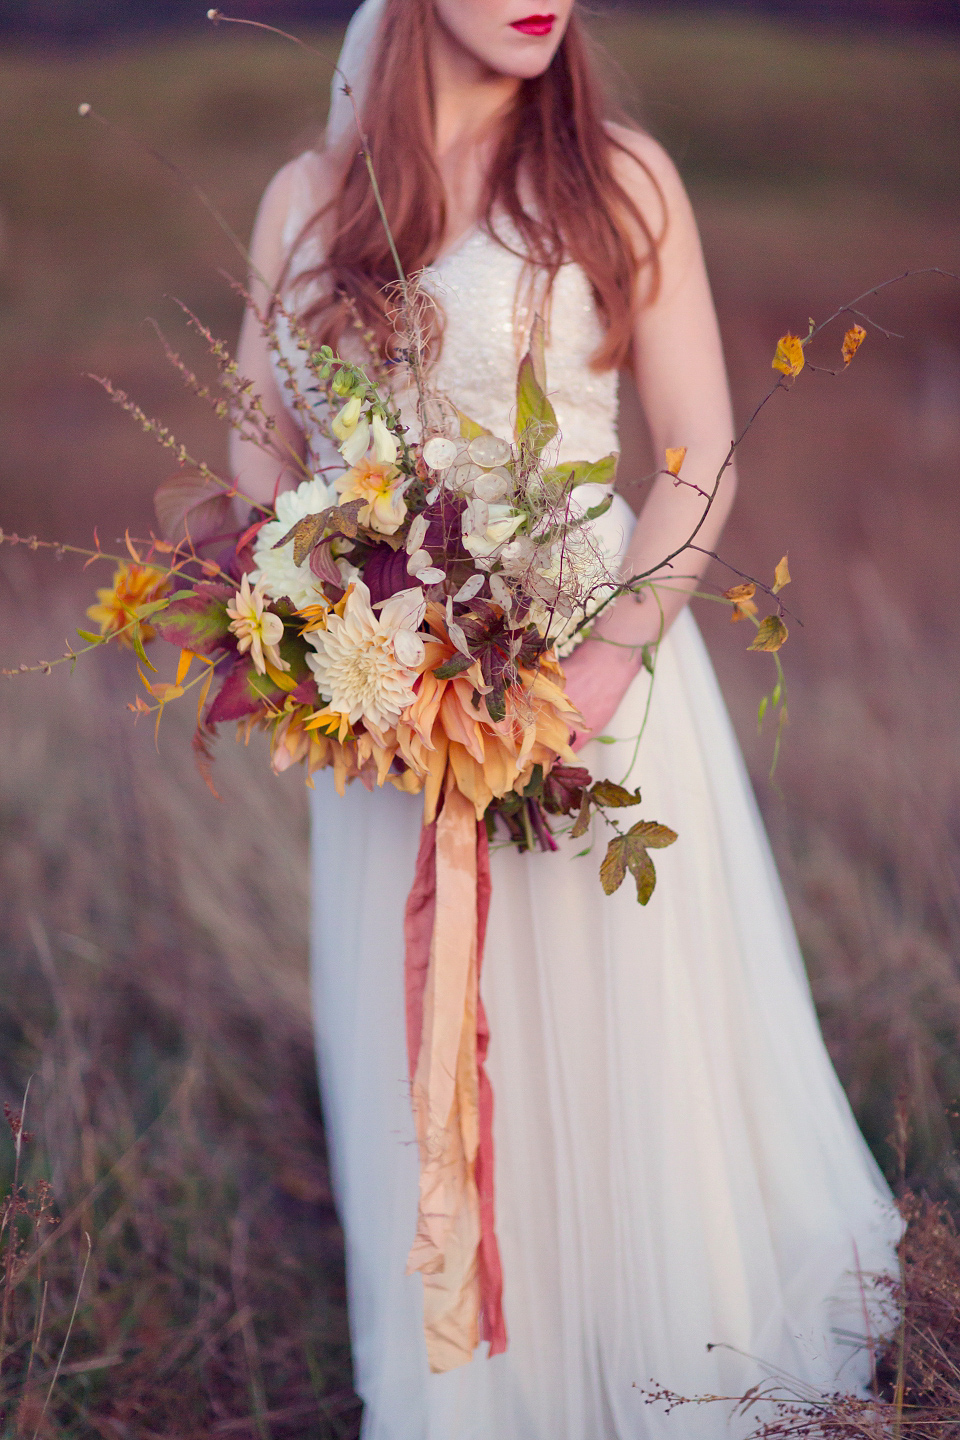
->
left=326, top=0, right=388, bottom=147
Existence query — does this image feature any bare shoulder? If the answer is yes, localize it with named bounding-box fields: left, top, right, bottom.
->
left=605, top=122, right=696, bottom=232
left=247, top=149, right=338, bottom=296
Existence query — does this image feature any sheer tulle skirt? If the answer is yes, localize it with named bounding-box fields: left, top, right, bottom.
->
left=308, top=605, right=899, bottom=1440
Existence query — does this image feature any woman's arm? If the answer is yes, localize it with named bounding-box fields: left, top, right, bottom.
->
left=562, top=131, right=738, bottom=745
left=229, top=158, right=321, bottom=513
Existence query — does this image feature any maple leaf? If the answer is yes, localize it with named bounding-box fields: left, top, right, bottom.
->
left=665, top=446, right=687, bottom=477
left=772, top=334, right=805, bottom=379
left=748, top=615, right=789, bottom=652
left=842, top=324, right=867, bottom=366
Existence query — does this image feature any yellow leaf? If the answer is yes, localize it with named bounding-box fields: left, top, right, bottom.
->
left=730, top=600, right=758, bottom=623
left=724, top=582, right=756, bottom=603
left=176, top=649, right=195, bottom=686
left=772, top=334, right=805, bottom=379
left=665, top=446, right=687, bottom=477
left=772, top=555, right=791, bottom=593
left=748, top=615, right=789, bottom=652
left=150, top=682, right=185, bottom=704
left=196, top=666, right=214, bottom=722
left=265, top=659, right=299, bottom=693
left=137, top=665, right=155, bottom=697
left=842, top=324, right=867, bottom=366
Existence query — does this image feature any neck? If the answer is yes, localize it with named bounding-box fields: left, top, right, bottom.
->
left=429, top=18, right=521, bottom=158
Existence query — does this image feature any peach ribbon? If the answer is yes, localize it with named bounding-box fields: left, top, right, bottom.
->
left=404, top=779, right=507, bottom=1373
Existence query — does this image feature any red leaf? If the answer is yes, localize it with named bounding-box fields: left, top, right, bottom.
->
left=151, top=582, right=233, bottom=656
left=154, top=469, right=234, bottom=547
left=205, top=656, right=286, bottom=724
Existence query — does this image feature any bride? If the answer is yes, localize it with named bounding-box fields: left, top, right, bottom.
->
left=230, top=2, right=899, bottom=1435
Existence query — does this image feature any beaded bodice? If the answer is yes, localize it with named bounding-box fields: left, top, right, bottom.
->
left=273, top=153, right=621, bottom=472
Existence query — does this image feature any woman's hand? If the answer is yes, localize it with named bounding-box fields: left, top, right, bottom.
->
left=560, top=635, right=642, bottom=751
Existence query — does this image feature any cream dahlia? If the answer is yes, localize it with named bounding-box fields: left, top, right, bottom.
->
left=305, top=581, right=426, bottom=732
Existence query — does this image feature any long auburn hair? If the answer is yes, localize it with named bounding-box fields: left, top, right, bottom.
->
left=295, top=0, right=665, bottom=372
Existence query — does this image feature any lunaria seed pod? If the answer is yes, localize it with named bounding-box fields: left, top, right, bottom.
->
left=422, top=436, right=458, bottom=472
left=467, top=434, right=511, bottom=469
left=473, top=469, right=512, bottom=502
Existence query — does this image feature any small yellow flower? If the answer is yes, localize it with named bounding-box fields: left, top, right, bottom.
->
left=336, top=458, right=409, bottom=536
left=87, top=564, right=170, bottom=645
left=227, top=573, right=290, bottom=676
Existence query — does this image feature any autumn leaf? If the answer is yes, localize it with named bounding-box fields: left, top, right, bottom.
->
left=274, top=500, right=364, bottom=567
left=627, top=820, right=678, bottom=849
left=205, top=656, right=288, bottom=724
left=175, top=649, right=194, bottom=685
left=724, top=582, right=756, bottom=603
left=624, top=838, right=657, bottom=904
left=590, top=780, right=642, bottom=808
left=725, top=581, right=758, bottom=623
left=842, top=324, right=867, bottom=366
left=772, top=555, right=791, bottom=593
left=154, top=468, right=234, bottom=548
left=772, top=334, right=805, bottom=379
left=152, top=583, right=233, bottom=656
left=665, top=446, right=687, bottom=477
left=570, top=794, right=594, bottom=839
left=599, top=836, right=628, bottom=895
left=748, top=615, right=789, bottom=652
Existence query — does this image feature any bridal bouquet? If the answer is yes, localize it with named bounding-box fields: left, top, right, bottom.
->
left=93, top=325, right=680, bottom=908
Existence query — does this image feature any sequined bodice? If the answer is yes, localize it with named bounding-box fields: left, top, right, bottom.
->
left=274, top=153, right=620, bottom=471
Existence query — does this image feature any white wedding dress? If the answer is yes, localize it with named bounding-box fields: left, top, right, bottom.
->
left=273, top=155, right=900, bottom=1440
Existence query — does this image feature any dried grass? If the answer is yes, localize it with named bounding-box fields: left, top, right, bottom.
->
left=1, top=13, right=959, bottom=1435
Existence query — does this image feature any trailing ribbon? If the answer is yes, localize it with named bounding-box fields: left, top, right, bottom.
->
left=403, top=776, right=507, bottom=1373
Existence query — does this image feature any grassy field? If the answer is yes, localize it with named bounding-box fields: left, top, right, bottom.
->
left=1, top=12, right=960, bottom=1434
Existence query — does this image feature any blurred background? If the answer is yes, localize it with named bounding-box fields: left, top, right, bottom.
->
left=1, top=1, right=959, bottom=1434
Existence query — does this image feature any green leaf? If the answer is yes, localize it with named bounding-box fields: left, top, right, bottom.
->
left=543, top=454, right=619, bottom=490
left=486, top=682, right=507, bottom=724
left=522, top=763, right=544, bottom=799
left=771, top=681, right=782, bottom=707
left=76, top=628, right=104, bottom=644
left=433, top=652, right=475, bottom=681
left=135, top=598, right=171, bottom=621
left=757, top=694, right=769, bottom=730
left=130, top=621, right=157, bottom=672
left=599, top=836, right=628, bottom=895
left=641, top=645, right=655, bottom=677
left=456, top=407, right=492, bottom=442
left=516, top=351, right=558, bottom=456
left=579, top=491, right=614, bottom=525
left=590, top=779, right=642, bottom=809
left=594, top=734, right=617, bottom=745
left=748, top=615, right=789, bottom=653
left=626, top=820, right=678, bottom=849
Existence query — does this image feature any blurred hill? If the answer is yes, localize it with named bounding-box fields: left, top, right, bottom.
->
left=1, top=0, right=959, bottom=42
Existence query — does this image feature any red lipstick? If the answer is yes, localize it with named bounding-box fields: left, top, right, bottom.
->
left=510, top=13, right=556, bottom=36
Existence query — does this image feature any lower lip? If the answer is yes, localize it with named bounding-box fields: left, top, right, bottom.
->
left=510, top=15, right=556, bottom=36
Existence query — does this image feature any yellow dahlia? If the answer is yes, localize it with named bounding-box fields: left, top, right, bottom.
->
left=87, top=563, right=170, bottom=645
